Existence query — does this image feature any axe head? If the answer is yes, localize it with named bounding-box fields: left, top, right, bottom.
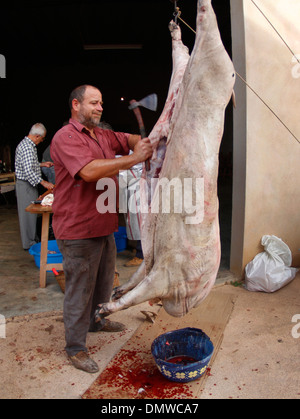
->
left=128, top=93, right=158, bottom=112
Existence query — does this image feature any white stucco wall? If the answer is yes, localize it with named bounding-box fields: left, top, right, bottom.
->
left=230, top=0, right=300, bottom=276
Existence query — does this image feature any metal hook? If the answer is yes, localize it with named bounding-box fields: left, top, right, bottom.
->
left=170, top=0, right=180, bottom=24
left=174, top=1, right=178, bottom=24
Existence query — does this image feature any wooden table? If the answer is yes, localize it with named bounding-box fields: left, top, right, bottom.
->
left=0, top=172, right=16, bottom=203
left=25, top=203, right=63, bottom=288
left=0, top=172, right=15, bottom=184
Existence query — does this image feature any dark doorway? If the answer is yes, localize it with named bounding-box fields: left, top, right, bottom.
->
left=0, top=0, right=233, bottom=269
left=213, top=0, right=233, bottom=270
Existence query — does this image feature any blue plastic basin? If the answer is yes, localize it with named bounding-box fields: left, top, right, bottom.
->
left=29, top=240, right=63, bottom=270
left=151, top=327, right=214, bottom=383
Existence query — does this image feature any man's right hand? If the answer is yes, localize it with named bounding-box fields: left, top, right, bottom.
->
left=132, top=137, right=153, bottom=163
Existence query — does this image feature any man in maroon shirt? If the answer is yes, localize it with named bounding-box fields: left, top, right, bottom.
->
left=51, top=85, right=152, bottom=373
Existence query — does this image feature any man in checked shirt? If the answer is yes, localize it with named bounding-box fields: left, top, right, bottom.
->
left=15, top=123, right=55, bottom=250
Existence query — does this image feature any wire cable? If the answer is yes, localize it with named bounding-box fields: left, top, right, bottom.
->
left=236, top=72, right=300, bottom=144
left=250, top=0, right=300, bottom=64
left=175, top=5, right=300, bottom=145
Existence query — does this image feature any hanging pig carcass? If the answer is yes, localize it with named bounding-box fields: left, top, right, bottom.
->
left=97, top=0, right=236, bottom=318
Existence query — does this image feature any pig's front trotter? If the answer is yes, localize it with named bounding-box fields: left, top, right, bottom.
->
left=111, top=285, right=127, bottom=301
left=94, top=304, right=111, bottom=322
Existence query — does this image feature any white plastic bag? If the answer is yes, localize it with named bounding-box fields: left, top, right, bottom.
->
left=245, top=235, right=298, bottom=293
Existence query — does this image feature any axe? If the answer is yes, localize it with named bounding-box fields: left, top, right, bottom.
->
left=129, top=93, right=158, bottom=171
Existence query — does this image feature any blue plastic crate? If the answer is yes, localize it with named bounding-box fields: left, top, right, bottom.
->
left=29, top=240, right=63, bottom=270
left=114, top=226, right=127, bottom=252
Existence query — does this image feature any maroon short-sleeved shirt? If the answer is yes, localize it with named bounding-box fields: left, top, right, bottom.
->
left=50, top=119, right=130, bottom=239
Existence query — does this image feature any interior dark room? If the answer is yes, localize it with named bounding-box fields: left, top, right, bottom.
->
left=0, top=0, right=233, bottom=267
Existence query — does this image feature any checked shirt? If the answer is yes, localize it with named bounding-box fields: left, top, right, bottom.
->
left=15, top=136, right=43, bottom=187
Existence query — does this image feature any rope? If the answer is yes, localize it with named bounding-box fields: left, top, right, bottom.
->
left=236, top=72, right=300, bottom=145
left=178, top=15, right=196, bottom=34
left=250, top=0, right=300, bottom=64
left=175, top=6, right=300, bottom=145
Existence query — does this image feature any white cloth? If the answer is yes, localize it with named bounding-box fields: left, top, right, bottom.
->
left=118, top=161, right=142, bottom=240
left=41, top=193, right=54, bottom=206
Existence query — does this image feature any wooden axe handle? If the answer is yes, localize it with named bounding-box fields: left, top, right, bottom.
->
left=129, top=100, right=150, bottom=171
left=37, top=186, right=55, bottom=201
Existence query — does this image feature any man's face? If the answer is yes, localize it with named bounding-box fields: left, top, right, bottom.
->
left=74, top=86, right=103, bottom=129
left=32, top=133, right=46, bottom=145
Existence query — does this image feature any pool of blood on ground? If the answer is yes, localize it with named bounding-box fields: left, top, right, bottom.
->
left=92, top=349, right=196, bottom=399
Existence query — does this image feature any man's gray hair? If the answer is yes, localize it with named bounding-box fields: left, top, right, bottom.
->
left=29, top=123, right=46, bottom=137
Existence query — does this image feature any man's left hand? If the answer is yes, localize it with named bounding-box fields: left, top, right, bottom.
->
left=40, top=161, right=54, bottom=168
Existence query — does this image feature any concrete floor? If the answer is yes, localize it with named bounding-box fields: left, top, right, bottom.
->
left=0, top=198, right=233, bottom=319
left=1, top=201, right=299, bottom=399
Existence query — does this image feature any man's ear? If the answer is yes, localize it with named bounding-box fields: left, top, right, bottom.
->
left=72, top=98, right=80, bottom=111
